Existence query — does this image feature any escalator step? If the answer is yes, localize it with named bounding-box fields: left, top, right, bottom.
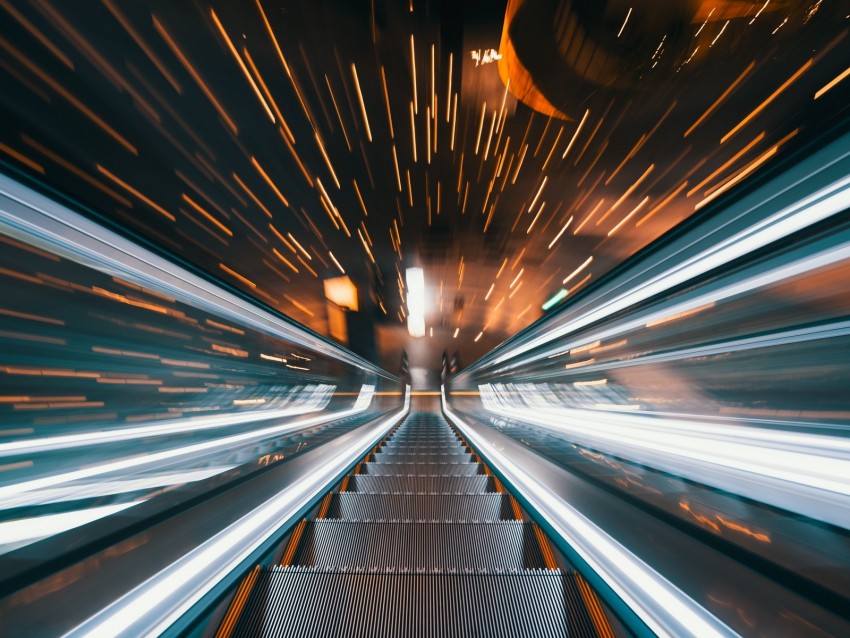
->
left=374, top=451, right=472, bottom=463
left=291, top=520, right=549, bottom=570
left=232, top=568, right=571, bottom=638
left=321, top=493, right=513, bottom=521
left=346, top=474, right=496, bottom=494
left=360, top=462, right=482, bottom=477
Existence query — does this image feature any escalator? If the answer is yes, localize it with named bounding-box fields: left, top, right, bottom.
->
left=213, top=400, right=621, bottom=637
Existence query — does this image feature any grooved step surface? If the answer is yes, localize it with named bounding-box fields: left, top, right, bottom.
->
left=293, top=520, right=548, bottom=570
left=361, top=462, right=482, bottom=476
left=232, top=568, right=573, bottom=638
left=322, top=492, right=512, bottom=522
left=346, top=474, right=496, bottom=494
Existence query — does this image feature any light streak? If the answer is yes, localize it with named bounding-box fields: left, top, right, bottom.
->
left=380, top=65, right=394, bottom=137
left=182, top=194, right=232, bottom=236
left=608, top=196, right=649, bottom=237
left=101, top=2, right=178, bottom=93
left=815, top=65, right=850, bottom=99
left=684, top=62, right=754, bottom=138
left=637, top=182, right=688, bottom=227
left=351, top=63, right=372, bottom=142
left=232, top=173, right=273, bottom=219
left=563, top=256, right=593, bottom=285
left=596, top=165, right=654, bottom=227
left=250, top=157, right=289, bottom=207
left=153, top=16, right=237, bottom=135
left=617, top=7, right=632, bottom=38
left=548, top=216, right=574, bottom=249
left=314, top=133, right=340, bottom=189
left=210, top=10, right=274, bottom=123
left=219, top=263, right=256, bottom=288
left=0, top=38, right=137, bottom=153
left=475, top=102, right=487, bottom=154
left=721, top=59, right=812, bottom=144
left=510, top=268, right=524, bottom=289
left=410, top=102, right=417, bottom=162
left=410, top=35, right=418, bottom=113
left=529, top=176, right=548, bottom=211
left=688, top=133, right=765, bottom=197
left=97, top=166, right=174, bottom=221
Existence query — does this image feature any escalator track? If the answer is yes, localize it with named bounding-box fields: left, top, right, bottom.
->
left=214, top=406, right=619, bottom=637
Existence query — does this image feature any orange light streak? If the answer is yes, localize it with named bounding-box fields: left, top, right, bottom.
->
left=273, top=248, right=299, bottom=273
left=1, top=0, right=74, bottom=69
left=153, top=16, right=237, bottom=135
left=251, top=156, right=290, bottom=207
left=211, top=10, right=274, bottom=122
left=380, top=65, right=395, bottom=138
left=232, top=172, right=273, bottom=219
left=562, top=109, right=589, bottom=159
left=219, top=263, right=257, bottom=288
left=596, top=164, right=654, bottom=227
left=683, top=61, right=754, bottom=138
left=102, top=0, right=180, bottom=93
left=97, top=166, right=175, bottom=221
left=0, top=37, right=137, bottom=154
left=721, top=60, right=812, bottom=144
left=410, top=35, right=418, bottom=113
left=182, top=194, right=232, bottom=236
left=688, top=133, right=765, bottom=197
left=608, top=196, right=649, bottom=237
left=636, top=181, right=688, bottom=227
left=0, top=142, right=44, bottom=173
left=696, top=146, right=778, bottom=210
left=244, top=45, right=287, bottom=128
left=279, top=130, right=313, bottom=187
left=815, top=65, right=850, bottom=99
left=475, top=102, right=487, bottom=154
left=351, top=63, right=372, bottom=141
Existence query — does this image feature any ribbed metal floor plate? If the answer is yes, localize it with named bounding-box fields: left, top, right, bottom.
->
left=347, top=474, right=496, bottom=494
left=233, top=568, right=572, bottom=638
left=293, top=520, right=548, bottom=570
left=361, top=462, right=482, bottom=476
left=322, top=493, right=512, bottom=521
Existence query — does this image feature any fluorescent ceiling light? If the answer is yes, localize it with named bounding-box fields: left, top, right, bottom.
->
left=406, top=267, right=425, bottom=337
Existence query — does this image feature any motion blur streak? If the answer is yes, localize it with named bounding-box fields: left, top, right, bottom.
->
left=67, top=392, right=409, bottom=638
left=443, top=390, right=737, bottom=638
left=480, top=383, right=850, bottom=528
left=0, top=384, right=375, bottom=506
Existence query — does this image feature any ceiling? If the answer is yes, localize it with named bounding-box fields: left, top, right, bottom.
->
left=1, top=0, right=848, bottom=368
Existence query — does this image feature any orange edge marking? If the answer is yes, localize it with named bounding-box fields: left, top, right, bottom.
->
left=533, top=524, right=559, bottom=570
left=215, top=565, right=261, bottom=638
left=280, top=519, right=307, bottom=566
left=575, top=572, right=617, bottom=638
left=339, top=475, right=351, bottom=492
left=317, top=492, right=333, bottom=518
left=509, top=495, right=524, bottom=521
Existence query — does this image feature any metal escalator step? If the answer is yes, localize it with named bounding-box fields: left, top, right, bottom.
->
left=321, top=493, right=513, bottom=521
left=360, top=462, right=482, bottom=477
left=291, top=520, right=549, bottom=570
left=232, top=568, right=571, bottom=638
left=374, top=451, right=472, bottom=463
left=379, top=446, right=468, bottom=455
left=346, top=474, right=496, bottom=494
